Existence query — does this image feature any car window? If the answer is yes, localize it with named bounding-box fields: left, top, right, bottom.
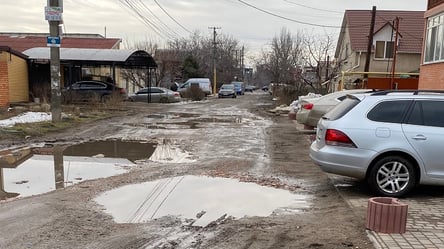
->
left=150, top=88, right=163, bottom=94
left=367, top=100, right=411, bottom=123
left=408, top=100, right=444, bottom=127
left=137, top=89, right=149, bottom=94
left=323, top=96, right=360, bottom=121
left=81, top=82, right=106, bottom=89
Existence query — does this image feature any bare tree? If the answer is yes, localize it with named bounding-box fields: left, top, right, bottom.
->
left=256, top=28, right=305, bottom=90
left=302, top=32, right=337, bottom=93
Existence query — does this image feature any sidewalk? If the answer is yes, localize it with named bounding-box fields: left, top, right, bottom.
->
left=291, top=118, right=444, bottom=249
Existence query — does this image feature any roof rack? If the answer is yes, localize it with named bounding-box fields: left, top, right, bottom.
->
left=370, top=90, right=444, bottom=96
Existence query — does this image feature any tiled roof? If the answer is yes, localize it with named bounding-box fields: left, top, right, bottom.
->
left=0, top=33, right=121, bottom=52
left=344, top=10, right=425, bottom=53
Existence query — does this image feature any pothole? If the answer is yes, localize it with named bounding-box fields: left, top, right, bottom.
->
left=95, top=175, right=310, bottom=227
left=63, top=140, right=156, bottom=162
left=0, top=140, right=158, bottom=200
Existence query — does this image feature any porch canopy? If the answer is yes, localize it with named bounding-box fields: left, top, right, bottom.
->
left=23, top=47, right=157, bottom=69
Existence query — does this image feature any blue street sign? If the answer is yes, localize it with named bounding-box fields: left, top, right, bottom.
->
left=47, top=36, right=61, bottom=47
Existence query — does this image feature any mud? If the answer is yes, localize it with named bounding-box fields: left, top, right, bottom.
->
left=0, top=93, right=374, bottom=249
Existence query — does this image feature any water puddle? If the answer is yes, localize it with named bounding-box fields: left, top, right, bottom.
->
left=95, top=175, right=309, bottom=227
left=135, top=114, right=242, bottom=130
left=63, top=140, right=155, bottom=162
left=1, top=155, right=135, bottom=199
left=0, top=139, right=155, bottom=200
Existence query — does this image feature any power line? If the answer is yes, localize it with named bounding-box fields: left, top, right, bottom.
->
left=137, top=0, right=182, bottom=37
left=283, top=0, right=343, bottom=14
left=236, top=0, right=342, bottom=28
left=152, top=0, right=192, bottom=34
left=119, top=0, right=176, bottom=40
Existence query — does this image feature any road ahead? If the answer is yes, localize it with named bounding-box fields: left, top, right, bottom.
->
left=0, top=92, right=374, bottom=248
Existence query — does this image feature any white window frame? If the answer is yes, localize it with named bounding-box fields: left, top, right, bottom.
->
left=424, top=13, right=444, bottom=63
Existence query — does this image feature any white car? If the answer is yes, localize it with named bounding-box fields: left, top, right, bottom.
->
left=297, top=89, right=374, bottom=128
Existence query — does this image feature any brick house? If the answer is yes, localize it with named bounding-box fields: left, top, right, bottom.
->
left=419, top=0, right=444, bottom=89
left=0, top=46, right=29, bottom=107
left=335, top=10, right=425, bottom=90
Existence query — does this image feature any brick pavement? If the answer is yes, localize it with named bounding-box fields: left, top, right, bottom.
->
left=292, top=120, right=444, bottom=249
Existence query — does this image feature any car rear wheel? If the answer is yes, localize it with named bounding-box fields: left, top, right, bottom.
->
left=368, top=155, right=416, bottom=197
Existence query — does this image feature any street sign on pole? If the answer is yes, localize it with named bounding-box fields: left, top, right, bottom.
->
left=45, top=6, right=63, bottom=21
left=47, top=36, right=61, bottom=47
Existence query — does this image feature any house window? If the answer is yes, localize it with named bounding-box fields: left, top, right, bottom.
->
left=375, top=41, right=394, bottom=59
left=424, top=13, right=444, bottom=63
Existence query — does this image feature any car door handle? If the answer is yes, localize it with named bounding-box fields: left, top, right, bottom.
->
left=412, top=135, right=427, bottom=140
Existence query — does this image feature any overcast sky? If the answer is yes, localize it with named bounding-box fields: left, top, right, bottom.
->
left=0, top=0, right=427, bottom=57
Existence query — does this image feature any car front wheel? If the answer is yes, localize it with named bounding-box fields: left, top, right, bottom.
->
left=368, top=155, right=416, bottom=197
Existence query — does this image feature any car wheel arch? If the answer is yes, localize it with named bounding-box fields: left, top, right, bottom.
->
left=366, top=151, right=421, bottom=196
left=366, top=151, right=421, bottom=184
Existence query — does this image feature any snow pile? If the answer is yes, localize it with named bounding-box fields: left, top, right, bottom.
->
left=0, top=112, right=52, bottom=127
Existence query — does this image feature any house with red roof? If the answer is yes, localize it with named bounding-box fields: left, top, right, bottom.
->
left=419, top=0, right=444, bottom=89
left=0, top=33, right=121, bottom=52
left=335, top=10, right=425, bottom=90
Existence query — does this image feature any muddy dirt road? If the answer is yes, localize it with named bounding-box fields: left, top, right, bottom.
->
left=0, top=92, right=374, bottom=248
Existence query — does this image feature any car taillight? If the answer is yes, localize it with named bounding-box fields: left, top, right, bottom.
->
left=325, top=129, right=356, bottom=148
left=302, top=103, right=314, bottom=110
left=119, top=88, right=126, bottom=94
left=173, top=92, right=180, bottom=97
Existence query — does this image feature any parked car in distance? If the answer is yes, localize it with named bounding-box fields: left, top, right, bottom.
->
left=297, top=89, right=374, bottom=129
left=310, top=90, right=444, bottom=197
left=177, top=78, right=212, bottom=96
left=127, top=87, right=181, bottom=103
left=231, top=81, right=245, bottom=95
left=218, top=84, right=237, bottom=98
left=62, top=80, right=127, bottom=103
left=245, top=85, right=256, bottom=92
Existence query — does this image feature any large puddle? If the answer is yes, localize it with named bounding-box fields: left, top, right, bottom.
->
left=1, top=155, right=135, bottom=199
left=63, top=140, right=156, bottom=162
left=95, top=175, right=309, bottom=227
left=0, top=140, right=158, bottom=200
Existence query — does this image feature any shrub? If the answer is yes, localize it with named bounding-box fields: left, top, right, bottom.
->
left=182, top=85, right=206, bottom=101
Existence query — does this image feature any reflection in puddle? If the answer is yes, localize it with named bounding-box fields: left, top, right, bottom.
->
left=95, top=175, right=309, bottom=227
left=2, top=155, right=135, bottom=198
left=63, top=140, right=155, bottom=162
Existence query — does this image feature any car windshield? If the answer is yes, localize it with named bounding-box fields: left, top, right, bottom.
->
left=221, top=85, right=234, bottom=89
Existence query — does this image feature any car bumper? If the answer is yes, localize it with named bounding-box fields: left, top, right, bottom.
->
left=218, top=93, right=235, bottom=97
left=309, top=141, right=374, bottom=179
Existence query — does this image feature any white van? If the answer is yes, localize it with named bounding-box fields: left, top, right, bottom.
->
left=178, top=78, right=212, bottom=96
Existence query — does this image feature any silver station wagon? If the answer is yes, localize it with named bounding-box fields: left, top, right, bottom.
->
left=310, top=90, right=444, bottom=197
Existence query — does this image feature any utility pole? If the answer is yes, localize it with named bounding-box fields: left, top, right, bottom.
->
left=209, top=26, right=220, bottom=95
left=241, top=46, right=244, bottom=81
left=364, top=6, right=376, bottom=80
left=391, top=17, right=400, bottom=89
left=46, top=0, right=62, bottom=122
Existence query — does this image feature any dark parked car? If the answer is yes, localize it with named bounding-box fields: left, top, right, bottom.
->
left=231, top=81, right=245, bottom=95
left=218, top=84, right=237, bottom=98
left=127, top=87, right=181, bottom=103
left=245, top=85, right=256, bottom=92
left=63, top=80, right=127, bottom=103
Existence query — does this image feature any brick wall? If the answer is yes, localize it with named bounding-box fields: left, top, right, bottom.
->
left=418, top=63, right=444, bottom=89
left=0, top=61, right=9, bottom=107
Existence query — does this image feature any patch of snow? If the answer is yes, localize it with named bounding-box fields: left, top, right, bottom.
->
left=0, top=112, right=52, bottom=127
